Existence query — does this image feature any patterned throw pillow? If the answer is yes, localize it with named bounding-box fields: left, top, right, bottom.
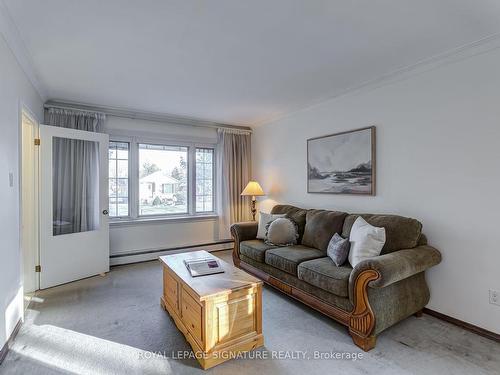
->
left=327, top=233, right=350, bottom=266
left=265, top=218, right=299, bottom=246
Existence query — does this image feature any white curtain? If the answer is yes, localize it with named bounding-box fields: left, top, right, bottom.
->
left=216, top=128, right=252, bottom=239
left=45, top=108, right=105, bottom=235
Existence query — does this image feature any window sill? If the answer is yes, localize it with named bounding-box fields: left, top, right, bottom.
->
left=109, top=214, right=218, bottom=227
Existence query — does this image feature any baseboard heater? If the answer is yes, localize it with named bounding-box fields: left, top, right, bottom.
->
left=109, top=239, right=234, bottom=266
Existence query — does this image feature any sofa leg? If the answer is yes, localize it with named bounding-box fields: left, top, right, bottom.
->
left=350, top=332, right=376, bottom=351
left=414, top=309, right=423, bottom=318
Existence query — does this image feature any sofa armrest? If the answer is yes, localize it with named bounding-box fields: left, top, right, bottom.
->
left=230, top=222, right=258, bottom=264
left=231, top=221, right=258, bottom=242
left=349, top=245, right=442, bottom=297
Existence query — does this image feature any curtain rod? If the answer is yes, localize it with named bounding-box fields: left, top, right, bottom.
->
left=45, top=104, right=106, bottom=117
left=44, top=101, right=252, bottom=132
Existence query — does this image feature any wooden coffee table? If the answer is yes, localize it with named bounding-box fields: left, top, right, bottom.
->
left=159, top=250, right=264, bottom=369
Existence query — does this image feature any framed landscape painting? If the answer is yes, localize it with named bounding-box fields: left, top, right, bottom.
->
left=307, top=126, right=375, bottom=195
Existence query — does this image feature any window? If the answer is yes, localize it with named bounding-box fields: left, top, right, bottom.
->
left=196, top=148, right=214, bottom=212
left=138, top=144, right=188, bottom=216
left=108, top=141, right=129, bottom=217
left=108, top=139, right=215, bottom=220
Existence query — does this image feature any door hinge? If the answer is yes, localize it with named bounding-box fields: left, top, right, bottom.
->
left=34, top=138, right=40, bottom=146
left=35, top=265, right=41, bottom=272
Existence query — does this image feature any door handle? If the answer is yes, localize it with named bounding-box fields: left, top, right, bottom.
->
left=102, top=209, right=109, bottom=215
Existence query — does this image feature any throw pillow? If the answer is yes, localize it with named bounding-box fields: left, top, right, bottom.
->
left=265, top=218, right=299, bottom=246
left=257, top=212, right=285, bottom=239
left=327, top=233, right=350, bottom=266
left=348, top=216, right=386, bottom=267
left=270, top=205, right=308, bottom=242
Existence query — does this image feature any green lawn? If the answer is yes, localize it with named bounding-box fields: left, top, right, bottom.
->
left=139, top=204, right=187, bottom=216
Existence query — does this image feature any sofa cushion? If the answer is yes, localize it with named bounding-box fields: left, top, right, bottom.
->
left=240, top=254, right=353, bottom=311
left=240, top=240, right=276, bottom=263
left=301, top=209, right=348, bottom=251
left=342, top=214, right=422, bottom=254
left=265, top=245, right=324, bottom=276
left=298, top=257, right=352, bottom=297
left=271, top=205, right=308, bottom=242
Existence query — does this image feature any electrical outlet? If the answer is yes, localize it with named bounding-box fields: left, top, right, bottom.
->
left=490, top=289, right=500, bottom=306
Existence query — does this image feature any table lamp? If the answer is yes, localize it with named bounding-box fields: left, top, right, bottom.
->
left=241, top=181, right=265, bottom=221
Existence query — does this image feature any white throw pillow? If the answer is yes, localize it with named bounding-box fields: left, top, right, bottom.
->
left=257, top=212, right=285, bottom=239
left=348, top=217, right=386, bottom=267
left=265, top=218, right=299, bottom=246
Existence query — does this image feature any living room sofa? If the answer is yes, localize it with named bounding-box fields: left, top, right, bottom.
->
left=230, top=205, right=442, bottom=351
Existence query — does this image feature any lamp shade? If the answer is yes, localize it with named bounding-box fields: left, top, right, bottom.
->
left=241, top=181, right=265, bottom=196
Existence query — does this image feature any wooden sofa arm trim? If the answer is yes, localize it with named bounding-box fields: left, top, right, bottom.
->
left=349, top=269, right=380, bottom=343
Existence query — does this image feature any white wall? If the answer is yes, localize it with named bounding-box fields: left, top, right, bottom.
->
left=109, top=219, right=222, bottom=258
left=102, top=116, right=225, bottom=258
left=104, top=116, right=217, bottom=141
left=253, top=47, right=500, bottom=334
left=0, top=36, right=43, bottom=347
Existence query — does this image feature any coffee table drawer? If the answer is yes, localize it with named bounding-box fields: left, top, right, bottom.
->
left=181, top=288, right=203, bottom=344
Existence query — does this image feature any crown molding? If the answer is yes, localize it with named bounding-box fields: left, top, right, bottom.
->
left=0, top=0, right=47, bottom=101
left=254, top=32, right=500, bottom=127
left=44, top=99, right=252, bottom=132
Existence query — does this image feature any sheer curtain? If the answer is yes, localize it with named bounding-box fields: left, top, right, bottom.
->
left=216, top=128, right=252, bottom=239
left=45, top=108, right=106, bottom=235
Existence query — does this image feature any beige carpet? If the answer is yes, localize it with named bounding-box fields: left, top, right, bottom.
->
left=1, top=250, right=499, bottom=374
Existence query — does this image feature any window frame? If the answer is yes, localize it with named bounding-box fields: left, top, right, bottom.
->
left=108, top=139, right=131, bottom=219
left=195, top=147, right=216, bottom=213
left=108, top=134, right=217, bottom=223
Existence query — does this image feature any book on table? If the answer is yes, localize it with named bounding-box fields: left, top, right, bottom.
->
left=184, top=257, right=224, bottom=277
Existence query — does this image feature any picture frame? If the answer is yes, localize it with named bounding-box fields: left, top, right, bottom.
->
left=307, top=126, right=376, bottom=195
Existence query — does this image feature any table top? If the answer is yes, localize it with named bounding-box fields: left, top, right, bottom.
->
left=159, top=250, right=262, bottom=299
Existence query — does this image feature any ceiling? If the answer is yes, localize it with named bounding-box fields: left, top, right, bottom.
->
left=4, top=0, right=500, bottom=126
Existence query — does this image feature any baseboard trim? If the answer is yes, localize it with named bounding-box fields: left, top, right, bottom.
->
left=110, top=240, right=234, bottom=266
left=0, top=319, right=22, bottom=365
left=423, top=308, right=500, bottom=343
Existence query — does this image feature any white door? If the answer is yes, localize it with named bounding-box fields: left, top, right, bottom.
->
left=39, top=125, right=109, bottom=288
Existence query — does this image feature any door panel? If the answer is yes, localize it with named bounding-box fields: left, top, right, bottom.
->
left=40, top=125, right=109, bottom=288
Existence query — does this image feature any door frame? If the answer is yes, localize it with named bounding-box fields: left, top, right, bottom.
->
left=19, top=103, right=40, bottom=295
